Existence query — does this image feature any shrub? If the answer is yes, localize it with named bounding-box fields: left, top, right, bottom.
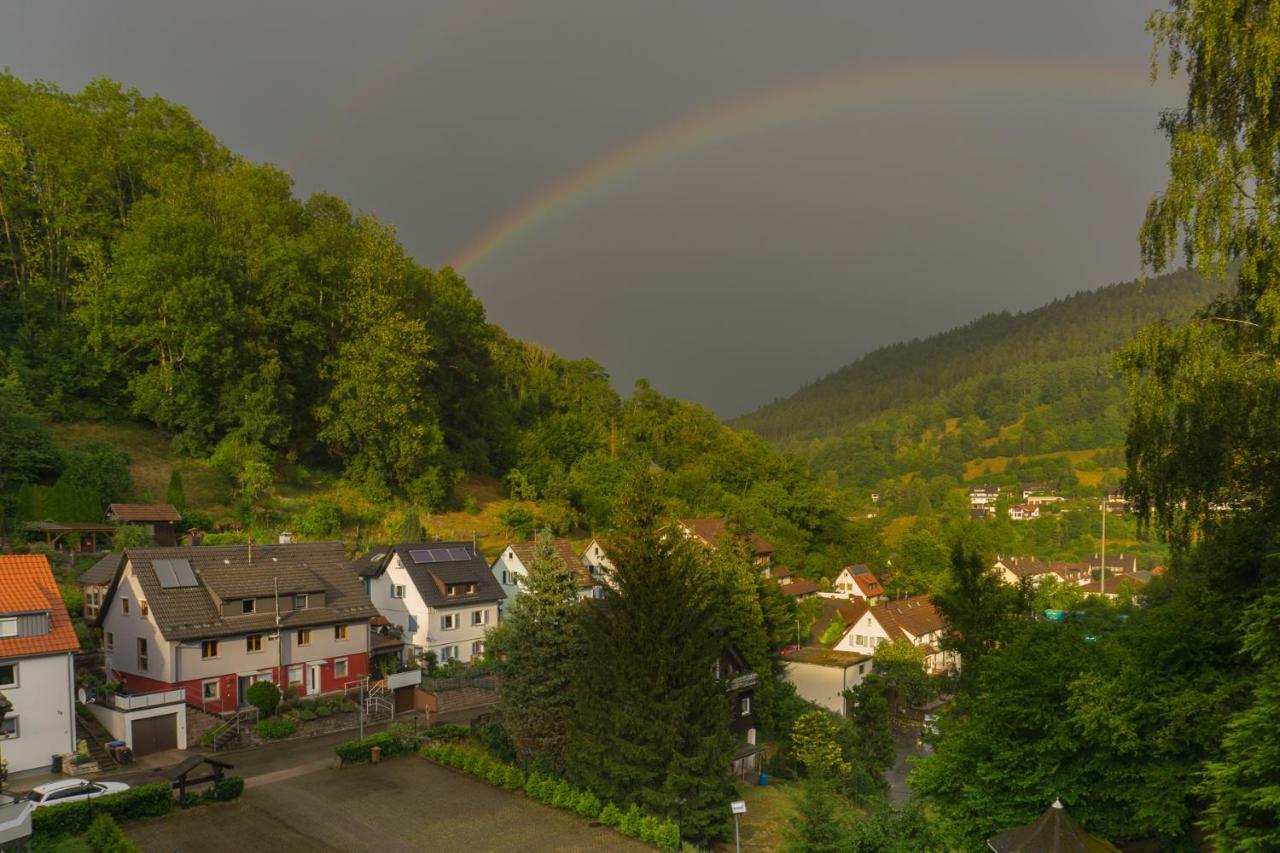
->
left=486, top=764, right=506, bottom=786
left=502, top=765, right=525, bottom=791
left=619, top=804, right=645, bottom=838
left=337, top=699, right=357, bottom=713
left=653, top=820, right=682, bottom=852
left=334, top=724, right=419, bottom=763
left=208, top=776, right=245, bottom=802
left=598, top=803, right=623, bottom=827
left=296, top=501, right=342, bottom=539
left=255, top=717, right=296, bottom=739
left=244, top=681, right=281, bottom=717
left=471, top=720, right=515, bottom=762
left=299, top=709, right=317, bottom=722
left=639, top=815, right=662, bottom=845
left=315, top=704, right=332, bottom=718
left=427, top=723, right=470, bottom=742
left=574, top=790, right=602, bottom=819
left=464, top=496, right=480, bottom=515
left=32, top=783, right=172, bottom=837
left=551, top=780, right=576, bottom=810
left=84, top=812, right=139, bottom=853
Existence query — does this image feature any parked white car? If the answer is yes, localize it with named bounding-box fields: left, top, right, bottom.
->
left=27, top=779, right=130, bottom=808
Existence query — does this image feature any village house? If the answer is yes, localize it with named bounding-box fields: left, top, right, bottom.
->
left=579, top=537, right=616, bottom=587
left=0, top=555, right=79, bottom=775
left=355, top=542, right=504, bottom=666
left=717, top=644, right=762, bottom=780
left=1019, top=483, right=1064, bottom=505
left=968, top=484, right=1001, bottom=509
left=1080, top=574, right=1148, bottom=600
left=992, top=556, right=1089, bottom=587
left=490, top=538, right=603, bottom=613
left=1008, top=503, right=1042, bottom=522
left=778, top=576, right=820, bottom=600
left=676, top=518, right=778, bottom=576
left=830, top=564, right=885, bottom=601
left=106, top=503, right=183, bottom=547
left=1106, top=490, right=1132, bottom=514
left=832, top=594, right=957, bottom=674
left=782, top=600, right=873, bottom=714
left=76, top=552, right=122, bottom=624
left=96, top=542, right=376, bottom=723
left=1086, top=552, right=1138, bottom=575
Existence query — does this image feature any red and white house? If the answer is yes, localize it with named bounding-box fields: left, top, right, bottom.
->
left=830, top=565, right=886, bottom=602
left=96, top=542, right=377, bottom=715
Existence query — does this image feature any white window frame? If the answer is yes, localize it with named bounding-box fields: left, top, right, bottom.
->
left=104, top=632, right=114, bottom=651
left=202, top=679, right=220, bottom=701
left=121, top=598, right=130, bottom=615
left=294, top=594, right=309, bottom=610
left=0, top=662, right=17, bottom=689
left=242, top=599, right=256, bottom=615
left=0, top=716, right=18, bottom=740
left=334, top=658, right=348, bottom=679
left=741, top=696, right=751, bottom=717
left=471, top=609, right=488, bottom=626
left=439, top=645, right=459, bottom=662
left=391, top=584, right=406, bottom=599
left=0, top=618, right=17, bottom=638
left=441, top=613, right=457, bottom=631
left=288, top=665, right=303, bottom=686
left=137, top=638, right=149, bottom=672
left=471, top=640, right=484, bottom=657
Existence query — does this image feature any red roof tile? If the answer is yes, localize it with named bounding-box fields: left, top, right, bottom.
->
left=107, top=503, right=182, bottom=523
left=0, top=555, right=80, bottom=658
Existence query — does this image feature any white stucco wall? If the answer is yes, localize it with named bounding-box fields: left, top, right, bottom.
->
left=374, top=557, right=497, bottom=664
left=783, top=660, right=869, bottom=716
left=86, top=702, right=187, bottom=752
left=490, top=549, right=526, bottom=614
left=101, top=564, right=172, bottom=682
left=0, top=652, right=75, bottom=774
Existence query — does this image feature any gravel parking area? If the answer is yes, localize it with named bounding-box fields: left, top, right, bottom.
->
left=127, top=757, right=649, bottom=852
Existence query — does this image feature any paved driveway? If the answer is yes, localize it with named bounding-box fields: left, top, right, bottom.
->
left=127, top=758, right=649, bottom=852
left=887, top=727, right=927, bottom=806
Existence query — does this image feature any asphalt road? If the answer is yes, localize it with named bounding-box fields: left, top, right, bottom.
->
left=887, top=727, right=927, bottom=806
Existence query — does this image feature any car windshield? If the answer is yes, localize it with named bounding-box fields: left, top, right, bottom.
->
left=28, top=791, right=45, bottom=803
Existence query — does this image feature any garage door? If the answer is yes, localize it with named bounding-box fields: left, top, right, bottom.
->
left=131, top=713, right=178, bottom=756
left=394, top=685, right=415, bottom=714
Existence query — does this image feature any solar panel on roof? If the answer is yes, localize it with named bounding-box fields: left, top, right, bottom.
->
left=154, top=559, right=180, bottom=588
left=409, top=549, right=435, bottom=564
left=171, top=559, right=197, bottom=586
left=447, top=547, right=470, bottom=561
left=430, top=548, right=452, bottom=562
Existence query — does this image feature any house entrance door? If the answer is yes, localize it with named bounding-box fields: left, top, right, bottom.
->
left=307, top=662, right=322, bottom=695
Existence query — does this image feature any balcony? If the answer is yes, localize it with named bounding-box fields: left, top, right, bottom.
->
left=102, top=688, right=186, bottom=710
left=725, top=671, right=759, bottom=692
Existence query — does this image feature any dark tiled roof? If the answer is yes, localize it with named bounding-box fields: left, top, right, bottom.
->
left=870, top=595, right=945, bottom=641
left=503, top=539, right=596, bottom=590
left=357, top=543, right=506, bottom=608
left=108, top=503, right=181, bottom=522
left=808, top=599, right=869, bottom=644
left=678, top=518, right=776, bottom=555
left=101, top=542, right=376, bottom=641
left=78, top=552, right=123, bottom=586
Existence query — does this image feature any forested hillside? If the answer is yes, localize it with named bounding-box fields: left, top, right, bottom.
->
left=733, top=270, right=1225, bottom=492
left=0, top=73, right=867, bottom=577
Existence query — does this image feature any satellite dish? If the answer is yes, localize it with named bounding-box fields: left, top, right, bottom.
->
left=77, top=687, right=89, bottom=704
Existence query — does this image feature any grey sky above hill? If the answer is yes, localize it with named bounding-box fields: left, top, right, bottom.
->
left=1, top=1, right=1180, bottom=417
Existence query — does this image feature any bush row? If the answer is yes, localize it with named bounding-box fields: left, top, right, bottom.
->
left=335, top=723, right=422, bottom=764
left=33, top=783, right=172, bottom=837
left=421, top=744, right=681, bottom=851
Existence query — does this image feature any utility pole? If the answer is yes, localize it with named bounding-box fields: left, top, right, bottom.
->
left=274, top=577, right=282, bottom=687
left=1100, top=494, right=1107, bottom=597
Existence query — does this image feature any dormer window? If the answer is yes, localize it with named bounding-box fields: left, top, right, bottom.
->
left=242, top=599, right=256, bottom=615
left=294, top=594, right=308, bottom=610
left=0, top=618, right=16, bottom=638
left=467, top=583, right=476, bottom=594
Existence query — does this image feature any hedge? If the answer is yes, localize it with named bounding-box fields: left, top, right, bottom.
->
left=207, top=776, right=245, bottom=802
left=84, top=813, right=139, bottom=853
left=33, top=783, right=172, bottom=837
left=255, top=717, right=296, bottom=739
left=419, top=744, right=681, bottom=851
left=335, top=723, right=420, bottom=764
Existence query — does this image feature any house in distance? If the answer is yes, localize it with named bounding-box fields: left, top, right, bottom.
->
left=106, top=503, right=182, bottom=546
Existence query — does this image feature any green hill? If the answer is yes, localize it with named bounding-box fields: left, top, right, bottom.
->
left=733, top=269, right=1226, bottom=492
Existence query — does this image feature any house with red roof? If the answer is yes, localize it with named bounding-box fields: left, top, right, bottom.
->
left=676, top=518, right=778, bottom=576
left=831, top=565, right=885, bottom=602
left=0, top=555, right=80, bottom=774
left=489, top=537, right=603, bottom=614
left=831, top=594, right=958, bottom=675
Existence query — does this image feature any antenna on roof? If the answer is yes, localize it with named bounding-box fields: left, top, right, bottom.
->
left=247, top=533, right=253, bottom=565
left=472, top=530, right=478, bottom=554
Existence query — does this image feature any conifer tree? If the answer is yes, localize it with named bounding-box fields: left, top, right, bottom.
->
left=783, top=778, right=848, bottom=853
left=706, top=546, right=777, bottom=730
left=166, top=469, right=186, bottom=511
left=567, top=471, right=736, bottom=843
left=491, top=529, right=584, bottom=772
left=397, top=507, right=424, bottom=542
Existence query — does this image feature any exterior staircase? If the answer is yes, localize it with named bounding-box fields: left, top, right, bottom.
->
left=208, top=707, right=259, bottom=752
left=362, top=680, right=395, bottom=723
left=185, top=704, right=223, bottom=748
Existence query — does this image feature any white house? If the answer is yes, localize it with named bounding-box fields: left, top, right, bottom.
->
left=490, top=538, right=602, bottom=614
left=968, top=485, right=1001, bottom=509
left=1008, top=504, right=1041, bottom=522
left=0, top=555, right=79, bottom=775
left=579, top=538, right=616, bottom=588
left=832, top=594, right=957, bottom=674
left=356, top=543, right=504, bottom=665
left=781, top=647, right=872, bottom=717
left=831, top=565, right=885, bottom=601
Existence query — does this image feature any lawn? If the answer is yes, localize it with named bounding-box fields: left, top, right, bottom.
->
left=717, top=780, right=800, bottom=852
left=126, top=757, right=648, bottom=852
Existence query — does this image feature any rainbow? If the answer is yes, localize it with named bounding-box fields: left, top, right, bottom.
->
left=450, top=59, right=1178, bottom=271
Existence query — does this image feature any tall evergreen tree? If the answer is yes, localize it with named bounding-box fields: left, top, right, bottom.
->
left=932, top=544, right=1021, bottom=690
left=783, top=778, right=849, bottom=853
left=567, top=471, right=736, bottom=843
left=396, top=508, right=424, bottom=543
left=165, top=468, right=185, bottom=511
left=490, top=529, right=584, bottom=773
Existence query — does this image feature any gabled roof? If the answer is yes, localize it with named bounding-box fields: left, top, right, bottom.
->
left=809, top=599, right=869, bottom=645
left=358, top=543, right=505, bottom=608
left=870, top=594, right=945, bottom=641
left=1079, top=575, right=1147, bottom=596
left=987, top=800, right=1119, bottom=852
left=78, top=552, right=123, bottom=586
left=502, top=539, right=596, bottom=590
left=842, top=564, right=885, bottom=598
left=100, top=542, right=377, bottom=641
left=678, top=518, right=776, bottom=556
left=781, top=579, right=820, bottom=598
left=107, top=503, right=182, bottom=523
left=0, top=555, right=80, bottom=658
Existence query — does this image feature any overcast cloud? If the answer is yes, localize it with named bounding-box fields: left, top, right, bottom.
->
left=0, top=1, right=1179, bottom=415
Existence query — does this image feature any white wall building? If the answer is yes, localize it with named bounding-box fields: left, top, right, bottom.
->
left=490, top=538, right=603, bottom=614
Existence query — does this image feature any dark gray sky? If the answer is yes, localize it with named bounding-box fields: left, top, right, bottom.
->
left=1, top=1, right=1180, bottom=416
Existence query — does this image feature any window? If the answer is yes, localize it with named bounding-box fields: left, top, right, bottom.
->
left=408, top=615, right=418, bottom=633
left=140, top=600, right=149, bottom=617
left=439, top=645, right=458, bottom=662
left=0, top=618, right=16, bottom=638
left=201, top=640, right=218, bottom=659
left=137, top=638, right=149, bottom=672
left=246, top=634, right=263, bottom=653
left=501, top=570, right=511, bottom=586
left=0, top=663, right=16, bottom=689
left=294, top=594, right=308, bottom=610
left=242, top=599, right=256, bottom=615
left=391, top=584, right=406, bottom=599
left=202, top=680, right=219, bottom=701
left=858, top=663, right=866, bottom=674
left=121, top=598, right=130, bottom=615
left=471, top=609, right=488, bottom=626
left=296, top=629, right=312, bottom=646
left=104, top=632, right=114, bottom=651
left=466, top=583, right=476, bottom=595
left=440, top=613, right=457, bottom=631
left=855, top=634, right=866, bottom=647
left=446, top=585, right=458, bottom=597
left=334, top=658, right=348, bottom=678
left=361, top=577, right=371, bottom=594
left=334, top=624, right=348, bottom=641
left=471, top=640, right=484, bottom=657
left=288, top=665, right=303, bottom=686
left=0, top=717, right=17, bottom=739
left=741, top=696, right=751, bottom=717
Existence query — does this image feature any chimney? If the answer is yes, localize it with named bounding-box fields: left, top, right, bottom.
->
left=279, top=531, right=294, bottom=545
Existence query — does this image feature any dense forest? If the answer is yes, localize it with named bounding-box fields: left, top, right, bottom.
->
left=0, top=72, right=871, bottom=578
